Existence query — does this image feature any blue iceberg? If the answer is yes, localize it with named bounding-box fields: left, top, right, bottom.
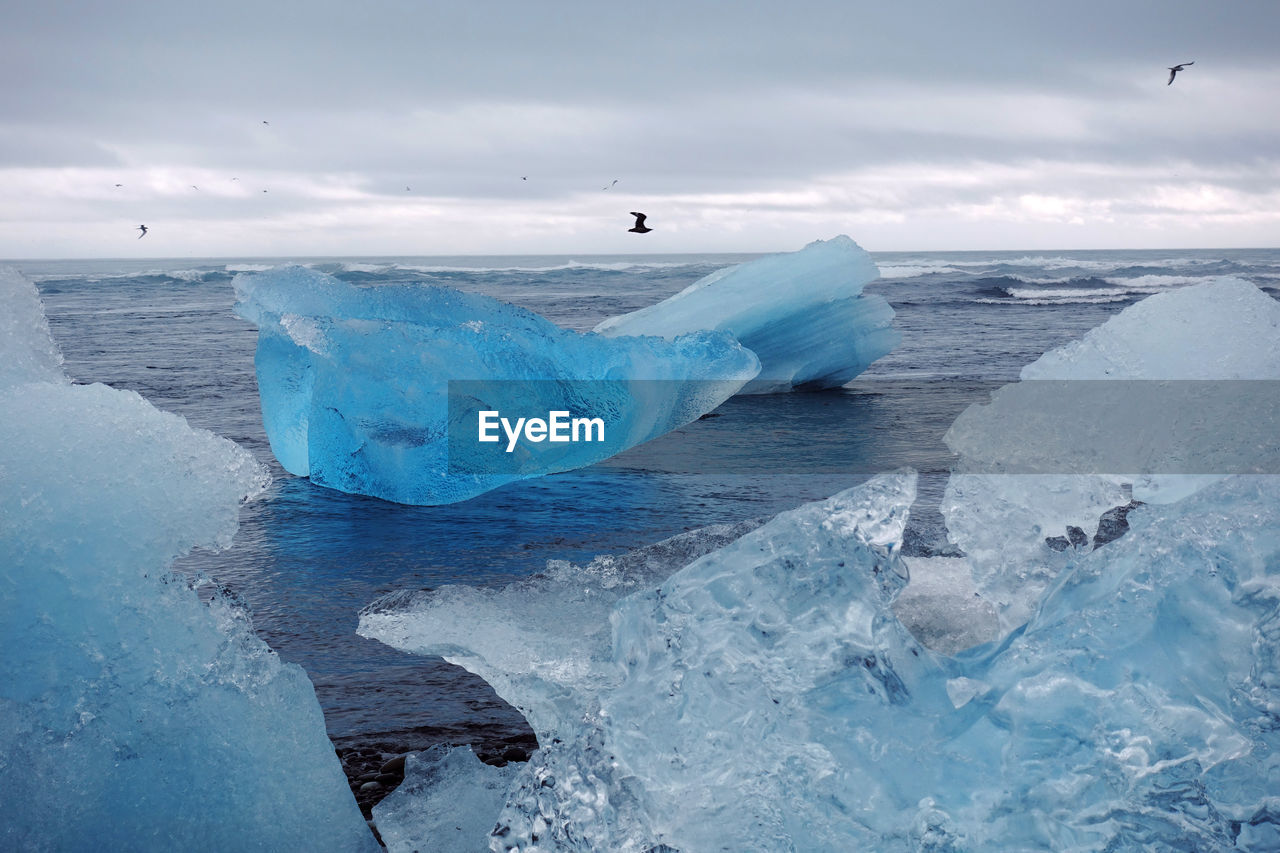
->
left=361, top=471, right=1280, bottom=851
left=0, top=269, right=376, bottom=852
left=595, top=235, right=900, bottom=393
left=233, top=266, right=759, bottom=505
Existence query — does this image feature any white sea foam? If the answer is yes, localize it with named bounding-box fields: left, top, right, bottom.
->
left=878, top=264, right=967, bottom=278
left=1103, top=274, right=1213, bottom=290
left=391, top=259, right=699, bottom=275
left=975, top=295, right=1134, bottom=306
left=1004, top=287, right=1125, bottom=300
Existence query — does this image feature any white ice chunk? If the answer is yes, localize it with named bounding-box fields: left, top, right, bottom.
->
left=373, top=746, right=517, bottom=853
left=942, top=278, right=1280, bottom=630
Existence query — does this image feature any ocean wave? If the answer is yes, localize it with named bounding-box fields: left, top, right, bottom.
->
left=49, top=300, right=229, bottom=317
left=1004, top=287, right=1126, bottom=300
left=337, top=259, right=701, bottom=275
left=31, top=268, right=226, bottom=285
left=338, top=262, right=395, bottom=274
left=972, top=292, right=1136, bottom=306
left=224, top=263, right=277, bottom=272
left=1102, top=274, right=1212, bottom=290
left=971, top=275, right=1117, bottom=296
left=878, top=265, right=968, bottom=279
left=166, top=269, right=213, bottom=282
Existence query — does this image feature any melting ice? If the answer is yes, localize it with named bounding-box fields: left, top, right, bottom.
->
left=363, top=470, right=1280, bottom=852
left=596, top=235, right=900, bottom=394
left=942, top=277, right=1280, bottom=629
left=0, top=269, right=377, bottom=852
left=360, top=276, right=1280, bottom=851
left=233, top=265, right=759, bottom=505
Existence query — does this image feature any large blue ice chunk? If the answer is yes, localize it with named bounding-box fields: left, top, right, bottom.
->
left=595, top=235, right=900, bottom=393
left=362, top=471, right=1280, bottom=851
left=233, top=266, right=759, bottom=505
left=0, top=271, right=377, bottom=852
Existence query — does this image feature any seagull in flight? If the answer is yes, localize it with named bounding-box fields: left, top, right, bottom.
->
left=137, top=225, right=148, bottom=239
left=114, top=183, right=123, bottom=187
left=628, top=212, right=652, bottom=233
left=603, top=179, right=618, bottom=190
left=1167, top=61, right=1194, bottom=85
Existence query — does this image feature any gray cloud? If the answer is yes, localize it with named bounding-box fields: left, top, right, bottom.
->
left=2, top=1, right=1277, bottom=256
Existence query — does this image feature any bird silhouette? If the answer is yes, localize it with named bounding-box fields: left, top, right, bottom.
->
left=137, top=225, right=148, bottom=239
left=628, top=212, right=652, bottom=233
left=603, top=179, right=618, bottom=190
left=1167, top=61, right=1194, bottom=85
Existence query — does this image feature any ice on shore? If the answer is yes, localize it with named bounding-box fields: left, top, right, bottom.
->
left=942, top=277, right=1280, bottom=629
left=372, top=746, right=517, bottom=853
left=363, top=470, right=1280, bottom=851
left=234, top=266, right=759, bottom=505
left=595, top=236, right=899, bottom=394
left=360, top=519, right=764, bottom=851
left=0, top=270, right=376, bottom=852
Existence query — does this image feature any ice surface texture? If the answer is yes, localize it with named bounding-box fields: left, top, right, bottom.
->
left=0, top=267, right=65, bottom=386
left=0, top=271, right=376, bottom=852
left=234, top=265, right=759, bottom=504
left=596, top=235, right=900, bottom=394
left=373, top=745, right=518, bottom=853
left=942, top=277, right=1280, bottom=629
left=364, top=471, right=1280, bottom=851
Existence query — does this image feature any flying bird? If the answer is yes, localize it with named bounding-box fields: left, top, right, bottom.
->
left=603, top=179, right=618, bottom=190
left=137, top=225, right=148, bottom=239
left=1167, top=61, right=1194, bottom=85
left=521, top=176, right=527, bottom=181
left=262, top=120, right=270, bottom=125
left=114, top=183, right=123, bottom=187
left=628, top=212, right=651, bottom=233
left=191, top=185, right=199, bottom=190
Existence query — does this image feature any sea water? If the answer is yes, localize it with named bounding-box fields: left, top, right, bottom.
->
left=20, top=247, right=1280, bottom=757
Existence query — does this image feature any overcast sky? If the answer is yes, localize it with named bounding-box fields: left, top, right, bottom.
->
left=2, top=0, right=1277, bottom=258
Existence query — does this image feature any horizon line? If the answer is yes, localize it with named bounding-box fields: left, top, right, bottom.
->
left=4, top=244, right=1278, bottom=264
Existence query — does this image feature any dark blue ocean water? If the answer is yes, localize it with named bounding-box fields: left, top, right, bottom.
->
left=21, top=247, right=1280, bottom=752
